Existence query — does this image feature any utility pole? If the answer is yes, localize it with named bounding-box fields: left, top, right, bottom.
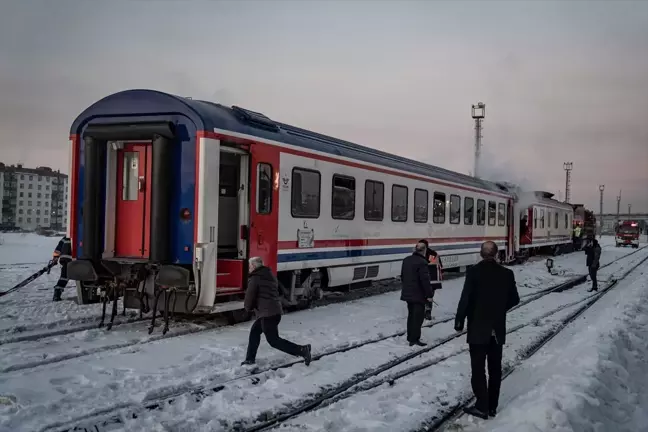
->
left=563, top=162, right=573, bottom=203
left=616, top=190, right=621, bottom=227
left=472, top=102, right=485, bottom=179
left=599, top=185, right=605, bottom=238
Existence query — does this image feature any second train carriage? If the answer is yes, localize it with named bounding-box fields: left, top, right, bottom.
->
left=64, top=89, right=573, bottom=323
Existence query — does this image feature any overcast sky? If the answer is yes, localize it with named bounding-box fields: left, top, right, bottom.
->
left=0, top=0, right=646, bottom=212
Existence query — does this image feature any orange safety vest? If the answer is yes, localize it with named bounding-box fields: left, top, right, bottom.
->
left=427, top=255, right=443, bottom=283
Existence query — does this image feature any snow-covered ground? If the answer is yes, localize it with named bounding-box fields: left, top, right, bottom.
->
left=0, top=233, right=646, bottom=432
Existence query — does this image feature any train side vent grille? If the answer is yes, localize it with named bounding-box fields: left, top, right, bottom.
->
left=366, top=265, right=379, bottom=278
left=352, top=267, right=367, bottom=281
left=231, top=106, right=280, bottom=133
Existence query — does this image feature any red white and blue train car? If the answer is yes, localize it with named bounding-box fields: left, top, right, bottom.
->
left=64, top=89, right=570, bottom=322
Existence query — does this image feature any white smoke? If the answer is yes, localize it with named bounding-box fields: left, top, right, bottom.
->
left=475, top=146, right=537, bottom=192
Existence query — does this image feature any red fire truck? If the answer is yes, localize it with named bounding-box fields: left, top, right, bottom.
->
left=616, top=221, right=640, bottom=248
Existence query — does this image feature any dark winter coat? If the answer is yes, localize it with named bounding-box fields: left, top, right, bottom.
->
left=585, top=242, right=601, bottom=269
left=425, top=248, right=443, bottom=288
left=455, top=259, right=520, bottom=345
left=54, top=237, right=72, bottom=264
left=244, top=266, right=284, bottom=318
left=400, top=252, right=433, bottom=304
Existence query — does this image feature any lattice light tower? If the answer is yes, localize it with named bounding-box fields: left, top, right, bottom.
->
left=472, top=102, right=485, bottom=178
left=628, top=203, right=632, bottom=215
left=563, top=162, right=573, bottom=203
left=599, top=185, right=605, bottom=238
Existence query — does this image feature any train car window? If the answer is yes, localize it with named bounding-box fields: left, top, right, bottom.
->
left=257, top=163, right=273, bottom=214
left=414, top=188, right=428, bottom=223
left=122, top=152, right=140, bottom=201
left=332, top=174, right=356, bottom=220
left=548, top=212, right=551, bottom=229
left=555, top=212, right=559, bottom=229
left=540, top=209, right=545, bottom=228
left=565, top=213, right=568, bottom=229
left=477, top=199, right=486, bottom=225
left=433, top=192, right=446, bottom=224
left=364, top=180, right=384, bottom=221
left=391, top=185, right=408, bottom=222
left=464, top=197, right=474, bottom=225
left=450, top=194, right=461, bottom=224
left=488, top=201, right=496, bottom=226
left=391, top=184, right=408, bottom=222
left=498, top=203, right=506, bottom=226
left=291, top=168, right=321, bottom=218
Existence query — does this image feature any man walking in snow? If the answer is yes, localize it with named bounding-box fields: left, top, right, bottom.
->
left=454, top=241, right=520, bottom=420
left=400, top=242, right=434, bottom=346
left=584, top=238, right=601, bottom=292
left=51, top=236, right=72, bottom=301
left=241, top=257, right=312, bottom=366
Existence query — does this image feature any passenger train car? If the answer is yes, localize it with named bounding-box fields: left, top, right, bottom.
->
left=64, top=89, right=576, bottom=325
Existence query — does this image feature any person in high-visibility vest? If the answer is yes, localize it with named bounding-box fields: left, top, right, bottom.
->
left=51, top=236, right=72, bottom=301
left=419, top=239, right=443, bottom=320
left=573, top=225, right=583, bottom=250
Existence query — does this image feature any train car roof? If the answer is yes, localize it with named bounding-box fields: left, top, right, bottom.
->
left=71, top=89, right=511, bottom=195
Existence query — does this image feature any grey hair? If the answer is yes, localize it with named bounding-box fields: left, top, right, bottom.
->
left=249, top=256, right=264, bottom=269
left=414, top=242, right=427, bottom=254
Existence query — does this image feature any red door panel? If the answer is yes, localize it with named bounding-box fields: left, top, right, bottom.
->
left=115, top=143, right=152, bottom=258
left=249, top=144, right=279, bottom=274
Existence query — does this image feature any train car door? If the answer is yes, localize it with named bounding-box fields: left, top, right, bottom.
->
left=248, top=144, right=279, bottom=274
left=114, top=142, right=152, bottom=258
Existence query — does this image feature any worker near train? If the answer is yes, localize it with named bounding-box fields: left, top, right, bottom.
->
left=573, top=224, right=583, bottom=250
left=241, top=257, right=312, bottom=366
left=454, top=241, right=520, bottom=420
left=583, top=238, right=601, bottom=292
left=51, top=236, right=72, bottom=302
left=419, top=239, right=443, bottom=320
left=400, top=242, right=434, bottom=346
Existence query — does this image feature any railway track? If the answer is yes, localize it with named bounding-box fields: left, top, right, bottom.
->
left=237, top=257, right=648, bottom=432
left=41, top=246, right=647, bottom=432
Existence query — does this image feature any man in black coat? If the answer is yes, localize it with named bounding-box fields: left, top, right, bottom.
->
left=584, top=238, right=601, bottom=292
left=242, top=257, right=312, bottom=366
left=51, top=236, right=72, bottom=301
left=454, top=241, right=520, bottom=419
left=401, top=242, right=434, bottom=346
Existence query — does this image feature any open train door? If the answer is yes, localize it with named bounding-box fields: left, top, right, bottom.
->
left=506, top=198, right=515, bottom=263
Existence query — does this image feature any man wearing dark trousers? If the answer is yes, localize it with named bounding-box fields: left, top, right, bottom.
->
left=242, top=257, right=312, bottom=366
left=51, top=236, right=72, bottom=302
left=584, top=238, right=601, bottom=292
left=454, top=241, right=520, bottom=420
left=400, top=242, right=434, bottom=346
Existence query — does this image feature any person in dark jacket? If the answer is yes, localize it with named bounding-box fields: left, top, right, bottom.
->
left=51, top=236, right=72, bottom=302
left=454, top=241, right=520, bottom=420
left=584, top=238, right=601, bottom=292
left=242, top=257, right=312, bottom=366
left=401, top=242, right=434, bottom=346
left=419, top=239, right=443, bottom=320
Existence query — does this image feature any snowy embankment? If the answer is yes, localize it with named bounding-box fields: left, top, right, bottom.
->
left=470, top=252, right=648, bottom=432
left=0, top=233, right=643, bottom=432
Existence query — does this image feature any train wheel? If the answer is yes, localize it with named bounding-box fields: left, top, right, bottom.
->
left=224, top=309, right=252, bottom=325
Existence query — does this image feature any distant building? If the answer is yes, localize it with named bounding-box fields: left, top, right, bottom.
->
left=0, top=163, right=68, bottom=232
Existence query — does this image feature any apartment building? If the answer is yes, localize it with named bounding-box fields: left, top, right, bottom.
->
left=0, top=163, right=68, bottom=231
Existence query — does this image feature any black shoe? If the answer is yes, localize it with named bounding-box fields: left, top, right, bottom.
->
left=302, top=344, right=312, bottom=366
left=489, top=409, right=497, bottom=417
left=463, top=405, right=488, bottom=420
left=241, top=359, right=255, bottom=366
left=52, top=288, right=63, bottom=302
left=409, top=341, right=427, bottom=347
